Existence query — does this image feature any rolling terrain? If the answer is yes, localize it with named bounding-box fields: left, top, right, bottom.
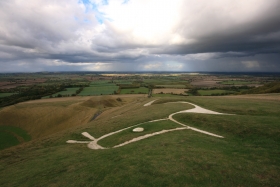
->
left=0, top=94, right=279, bottom=186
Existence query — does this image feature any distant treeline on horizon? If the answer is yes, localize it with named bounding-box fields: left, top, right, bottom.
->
left=0, top=71, right=280, bottom=75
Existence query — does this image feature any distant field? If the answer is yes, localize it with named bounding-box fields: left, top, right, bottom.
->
left=190, top=80, right=218, bottom=87
left=51, top=87, right=79, bottom=97
left=152, top=93, right=178, bottom=97
left=39, top=82, right=89, bottom=86
left=153, top=88, right=188, bottom=94
left=219, top=80, right=258, bottom=85
left=79, top=86, right=119, bottom=96
left=198, top=89, right=235, bottom=95
left=0, top=84, right=21, bottom=89
left=90, top=80, right=113, bottom=85
left=38, top=82, right=61, bottom=86
left=89, top=83, right=116, bottom=87
left=120, top=87, right=148, bottom=94
left=156, top=84, right=186, bottom=88
left=114, top=80, right=132, bottom=84
left=0, top=93, right=16, bottom=98
left=143, top=79, right=187, bottom=85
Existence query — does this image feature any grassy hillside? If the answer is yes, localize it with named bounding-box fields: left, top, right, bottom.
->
left=244, top=81, right=280, bottom=94
left=0, top=96, right=128, bottom=142
left=0, top=95, right=279, bottom=186
left=0, top=101, right=96, bottom=140
left=0, top=126, right=31, bottom=150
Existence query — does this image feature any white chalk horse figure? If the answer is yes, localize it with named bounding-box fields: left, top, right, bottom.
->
left=67, top=101, right=233, bottom=150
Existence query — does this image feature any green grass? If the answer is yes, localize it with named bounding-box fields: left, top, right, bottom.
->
left=77, top=102, right=193, bottom=138
left=0, top=95, right=280, bottom=186
left=114, top=81, right=132, bottom=84
left=90, top=81, right=113, bottom=85
left=0, top=131, right=19, bottom=150
left=143, top=79, right=186, bottom=85
left=50, top=87, right=79, bottom=97
left=171, top=113, right=280, bottom=186
left=99, top=120, right=181, bottom=147
left=152, top=93, right=179, bottom=97
left=39, top=82, right=64, bottom=86
left=181, top=96, right=280, bottom=117
left=219, top=80, right=258, bottom=85
left=198, top=89, right=235, bottom=96
left=0, top=93, right=16, bottom=98
left=156, top=85, right=186, bottom=88
left=244, top=81, right=280, bottom=94
left=89, top=83, right=116, bottom=87
left=153, top=98, right=190, bottom=104
left=78, top=86, right=119, bottom=96
left=120, top=87, right=148, bottom=94
left=0, top=126, right=31, bottom=150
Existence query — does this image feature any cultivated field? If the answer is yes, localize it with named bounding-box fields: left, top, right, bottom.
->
left=190, top=80, right=219, bottom=87
left=0, top=79, right=47, bottom=89
left=155, top=84, right=186, bottom=88
left=48, top=87, right=79, bottom=97
left=120, top=87, right=148, bottom=94
left=79, top=84, right=119, bottom=96
left=219, top=80, right=259, bottom=85
left=197, top=89, right=235, bottom=96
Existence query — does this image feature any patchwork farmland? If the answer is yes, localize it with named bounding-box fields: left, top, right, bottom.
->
left=0, top=72, right=280, bottom=187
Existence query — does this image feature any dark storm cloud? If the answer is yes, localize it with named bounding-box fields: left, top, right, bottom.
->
left=153, top=1, right=280, bottom=57
left=0, top=0, right=279, bottom=72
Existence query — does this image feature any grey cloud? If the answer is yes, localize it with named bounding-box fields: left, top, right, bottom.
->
left=153, top=1, right=280, bottom=57
left=0, top=0, right=279, bottom=72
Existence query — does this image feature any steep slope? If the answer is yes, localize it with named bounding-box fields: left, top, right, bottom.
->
left=0, top=96, right=124, bottom=140
left=244, top=81, right=280, bottom=94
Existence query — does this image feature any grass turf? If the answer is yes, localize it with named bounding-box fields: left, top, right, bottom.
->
left=197, top=89, right=235, bottom=96
left=0, top=131, right=19, bottom=150
left=98, top=120, right=181, bottom=147
left=78, top=86, right=119, bottom=96
left=155, top=85, right=186, bottom=88
left=45, top=87, right=79, bottom=98
left=0, top=95, right=279, bottom=186
left=0, top=126, right=31, bottom=150
left=120, top=87, right=148, bottom=94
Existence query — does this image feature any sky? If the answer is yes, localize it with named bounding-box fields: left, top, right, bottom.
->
left=0, top=0, right=280, bottom=72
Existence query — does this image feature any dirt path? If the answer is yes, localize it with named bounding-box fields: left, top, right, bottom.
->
left=67, top=101, right=233, bottom=149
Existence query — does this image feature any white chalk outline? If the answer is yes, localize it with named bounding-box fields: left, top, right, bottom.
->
left=67, top=101, right=233, bottom=149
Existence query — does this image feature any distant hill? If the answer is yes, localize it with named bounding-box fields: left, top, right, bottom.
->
left=244, top=81, right=280, bottom=94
